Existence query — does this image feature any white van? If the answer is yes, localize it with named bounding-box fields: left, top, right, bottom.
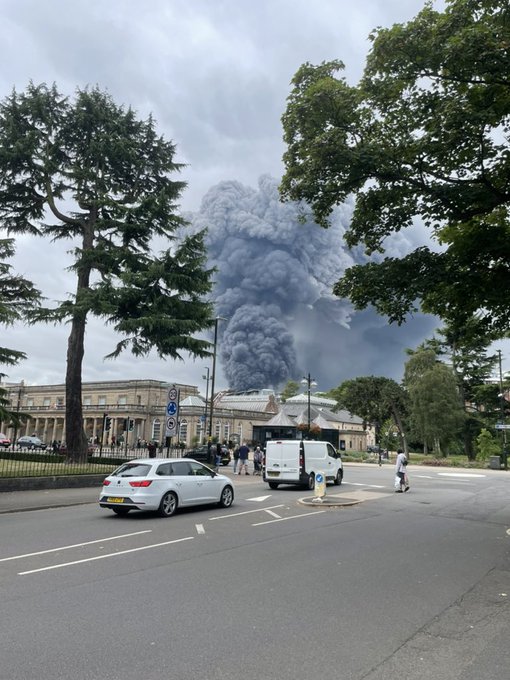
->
left=263, top=439, right=343, bottom=490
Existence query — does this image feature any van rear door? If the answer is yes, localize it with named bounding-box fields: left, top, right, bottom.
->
left=265, top=441, right=302, bottom=483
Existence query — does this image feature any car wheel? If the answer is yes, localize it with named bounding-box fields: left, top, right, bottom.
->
left=158, top=491, right=177, bottom=517
left=112, top=507, right=131, bottom=515
left=268, top=482, right=279, bottom=490
left=218, top=485, right=234, bottom=508
left=334, top=470, right=343, bottom=485
left=307, top=473, right=315, bottom=491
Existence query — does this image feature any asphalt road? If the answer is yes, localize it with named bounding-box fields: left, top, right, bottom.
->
left=0, top=464, right=509, bottom=680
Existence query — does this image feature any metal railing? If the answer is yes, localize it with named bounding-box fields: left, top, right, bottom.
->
left=0, top=445, right=191, bottom=479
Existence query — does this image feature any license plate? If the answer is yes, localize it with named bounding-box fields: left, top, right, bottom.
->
left=107, top=497, right=124, bottom=503
left=267, top=471, right=279, bottom=477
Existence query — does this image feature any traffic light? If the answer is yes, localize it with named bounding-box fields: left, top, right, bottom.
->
left=103, top=414, right=111, bottom=431
left=122, top=418, right=128, bottom=432
left=128, top=419, right=134, bottom=432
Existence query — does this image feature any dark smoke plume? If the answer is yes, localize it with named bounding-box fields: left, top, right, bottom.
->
left=190, top=175, right=436, bottom=391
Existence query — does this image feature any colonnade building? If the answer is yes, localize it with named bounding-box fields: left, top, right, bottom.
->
left=0, top=379, right=277, bottom=448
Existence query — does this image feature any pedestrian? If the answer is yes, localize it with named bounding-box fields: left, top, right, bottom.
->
left=395, top=449, right=409, bottom=493
left=238, top=441, right=250, bottom=475
left=233, top=445, right=240, bottom=473
left=147, top=440, right=157, bottom=458
left=215, top=441, right=222, bottom=468
left=253, top=446, right=263, bottom=475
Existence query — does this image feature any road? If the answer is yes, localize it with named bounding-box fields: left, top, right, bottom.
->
left=0, top=464, right=509, bottom=680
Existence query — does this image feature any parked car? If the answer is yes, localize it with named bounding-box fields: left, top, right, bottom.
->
left=99, top=457, right=235, bottom=516
left=0, top=433, right=11, bottom=448
left=17, top=436, right=47, bottom=450
left=184, top=444, right=231, bottom=466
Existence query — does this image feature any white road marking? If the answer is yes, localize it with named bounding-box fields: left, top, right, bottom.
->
left=415, top=475, right=435, bottom=479
left=264, top=509, right=281, bottom=519
left=247, top=495, right=272, bottom=501
left=438, top=473, right=486, bottom=478
left=343, top=482, right=385, bottom=489
left=506, top=529, right=510, bottom=537
left=209, top=505, right=285, bottom=520
left=253, top=510, right=326, bottom=526
left=196, top=524, right=205, bottom=534
left=0, top=530, right=152, bottom=563
left=18, top=536, right=194, bottom=575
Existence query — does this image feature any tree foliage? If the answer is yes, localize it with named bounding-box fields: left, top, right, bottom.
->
left=0, top=83, right=213, bottom=459
left=0, top=238, right=40, bottom=426
left=280, top=380, right=300, bottom=402
left=280, top=0, right=510, bottom=339
left=404, top=349, right=465, bottom=455
left=329, top=376, right=409, bottom=450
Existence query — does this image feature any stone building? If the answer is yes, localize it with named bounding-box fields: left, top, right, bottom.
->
left=0, top=380, right=278, bottom=449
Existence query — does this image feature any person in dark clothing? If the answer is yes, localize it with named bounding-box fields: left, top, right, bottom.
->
left=238, top=442, right=250, bottom=475
left=147, top=441, right=157, bottom=458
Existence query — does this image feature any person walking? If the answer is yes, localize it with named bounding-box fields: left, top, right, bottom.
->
left=253, top=445, right=263, bottom=475
left=147, top=440, right=157, bottom=458
left=233, top=445, right=240, bottom=474
left=238, top=441, right=250, bottom=475
left=395, top=449, right=409, bottom=492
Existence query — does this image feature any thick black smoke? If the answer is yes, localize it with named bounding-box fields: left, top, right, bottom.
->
left=190, top=175, right=436, bottom=391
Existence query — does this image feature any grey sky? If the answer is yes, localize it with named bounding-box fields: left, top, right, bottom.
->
left=5, top=0, right=493, bottom=393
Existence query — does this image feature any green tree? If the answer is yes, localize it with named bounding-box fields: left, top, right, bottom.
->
left=0, top=84, right=213, bottom=460
left=0, top=238, right=40, bottom=426
left=280, top=380, right=300, bottom=402
left=404, top=352, right=465, bottom=456
left=424, top=322, right=499, bottom=458
left=331, top=376, right=409, bottom=452
left=476, top=428, right=501, bottom=462
left=280, top=0, right=510, bottom=339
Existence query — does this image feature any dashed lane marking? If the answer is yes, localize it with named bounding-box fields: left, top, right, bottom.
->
left=18, top=536, right=194, bottom=576
left=0, top=530, right=152, bottom=563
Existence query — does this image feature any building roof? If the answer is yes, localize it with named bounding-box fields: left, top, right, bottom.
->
left=180, top=395, right=206, bottom=408
left=215, top=392, right=279, bottom=414
left=264, top=411, right=296, bottom=427
left=285, top=393, right=337, bottom=407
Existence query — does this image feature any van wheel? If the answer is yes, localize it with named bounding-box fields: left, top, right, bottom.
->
left=268, top=482, right=279, bottom=490
left=334, top=470, right=343, bottom=485
left=307, top=473, right=315, bottom=491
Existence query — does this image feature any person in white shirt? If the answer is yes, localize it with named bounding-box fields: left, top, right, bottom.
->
left=395, top=449, right=409, bottom=493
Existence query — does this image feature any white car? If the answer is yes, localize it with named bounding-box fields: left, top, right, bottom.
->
left=99, top=458, right=235, bottom=517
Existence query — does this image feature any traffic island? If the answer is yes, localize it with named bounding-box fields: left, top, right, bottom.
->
left=298, top=495, right=361, bottom=508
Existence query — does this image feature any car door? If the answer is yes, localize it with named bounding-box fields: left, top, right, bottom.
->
left=188, top=461, right=219, bottom=503
left=168, top=460, right=200, bottom=505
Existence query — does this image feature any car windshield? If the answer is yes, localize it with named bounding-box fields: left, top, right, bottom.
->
left=113, top=463, right=151, bottom=477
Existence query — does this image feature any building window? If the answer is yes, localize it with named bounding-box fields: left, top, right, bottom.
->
left=224, top=424, right=230, bottom=441
left=179, top=420, right=188, bottom=444
left=215, top=422, right=221, bottom=440
left=237, top=423, right=243, bottom=441
left=43, top=398, right=51, bottom=407
left=98, top=396, right=106, bottom=406
left=83, top=397, right=91, bottom=406
left=118, top=395, right=127, bottom=406
left=152, top=418, right=161, bottom=442
left=55, top=397, right=64, bottom=409
left=26, top=398, right=34, bottom=407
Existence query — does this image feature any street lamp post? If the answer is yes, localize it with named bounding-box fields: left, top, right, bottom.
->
left=208, top=316, right=227, bottom=442
left=202, top=367, right=210, bottom=444
left=497, top=349, right=508, bottom=470
left=301, top=373, right=317, bottom=437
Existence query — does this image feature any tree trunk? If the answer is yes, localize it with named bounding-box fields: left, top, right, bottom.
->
left=65, top=219, right=94, bottom=463
left=65, top=314, right=88, bottom=462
